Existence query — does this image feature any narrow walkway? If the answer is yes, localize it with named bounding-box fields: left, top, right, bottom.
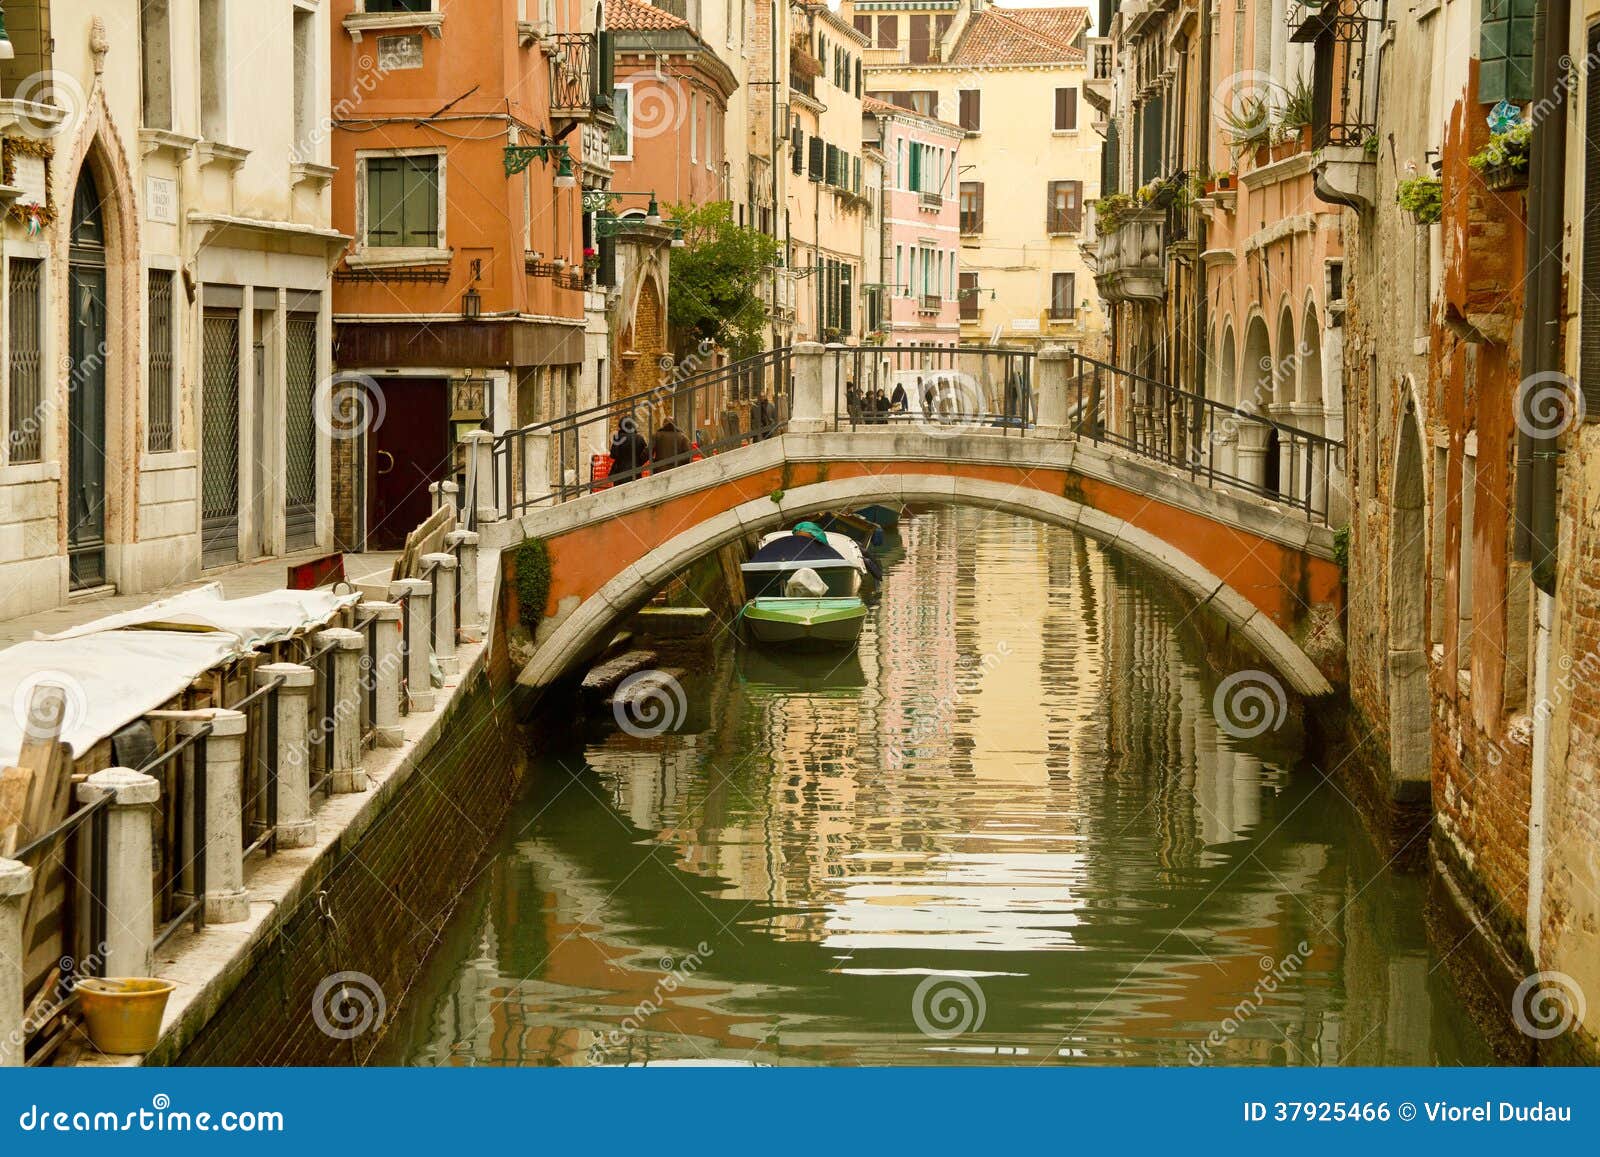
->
left=0, top=551, right=401, bottom=649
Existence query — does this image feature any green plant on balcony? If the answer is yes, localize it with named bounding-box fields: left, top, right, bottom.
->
left=1221, top=95, right=1274, bottom=153
left=1362, top=133, right=1380, bottom=158
left=1275, top=74, right=1315, bottom=138
left=1094, top=192, right=1136, bottom=234
left=1468, top=122, right=1532, bottom=191
left=1396, top=175, right=1443, bottom=224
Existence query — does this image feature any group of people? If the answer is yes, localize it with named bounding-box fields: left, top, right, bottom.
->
left=606, top=391, right=780, bottom=484
left=846, top=380, right=911, bottom=424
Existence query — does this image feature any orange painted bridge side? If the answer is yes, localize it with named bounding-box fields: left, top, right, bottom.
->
left=533, top=459, right=1342, bottom=637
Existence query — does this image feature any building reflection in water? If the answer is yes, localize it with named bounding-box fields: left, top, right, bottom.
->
left=376, top=507, right=1486, bottom=1067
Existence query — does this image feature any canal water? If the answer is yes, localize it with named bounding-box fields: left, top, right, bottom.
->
left=376, top=507, right=1490, bottom=1067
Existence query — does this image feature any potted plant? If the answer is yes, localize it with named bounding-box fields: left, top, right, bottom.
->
left=1396, top=175, right=1444, bottom=224
left=1222, top=95, right=1274, bottom=167
left=1094, top=191, right=1135, bottom=234
left=1362, top=133, right=1380, bottom=159
left=1468, top=122, right=1531, bottom=191
left=1276, top=74, right=1315, bottom=154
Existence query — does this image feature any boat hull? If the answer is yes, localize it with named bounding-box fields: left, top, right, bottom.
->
left=741, top=598, right=868, bottom=651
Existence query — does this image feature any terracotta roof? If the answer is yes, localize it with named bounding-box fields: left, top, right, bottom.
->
left=607, top=0, right=690, bottom=32
left=948, top=6, right=1090, bottom=66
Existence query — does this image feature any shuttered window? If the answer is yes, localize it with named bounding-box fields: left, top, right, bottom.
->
left=1046, top=180, right=1082, bottom=234
left=1581, top=21, right=1600, bottom=418
left=1051, top=272, right=1076, bottom=320
left=959, top=89, right=980, bottom=131
left=959, top=181, right=984, bottom=233
left=364, top=154, right=440, bottom=248
left=147, top=269, right=176, bottom=453
left=1479, top=0, right=1535, bottom=104
left=908, top=143, right=923, bottom=193
left=808, top=135, right=824, bottom=181
left=959, top=271, right=979, bottom=320
left=6, top=258, right=44, bottom=464
left=909, top=14, right=930, bottom=62
left=854, top=14, right=871, bottom=36
left=876, top=15, right=897, bottom=48
left=1054, top=87, right=1079, bottom=132
left=791, top=124, right=804, bottom=174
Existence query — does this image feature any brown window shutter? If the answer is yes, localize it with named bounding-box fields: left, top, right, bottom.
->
left=879, top=16, right=898, bottom=48
left=854, top=14, right=871, bottom=37
left=1066, top=181, right=1082, bottom=232
left=1055, top=88, right=1078, bottom=131
left=909, top=14, right=930, bottom=62
left=959, top=89, right=980, bottom=131
left=975, top=182, right=984, bottom=231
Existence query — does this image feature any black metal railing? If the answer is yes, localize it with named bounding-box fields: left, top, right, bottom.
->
left=1296, top=0, right=1378, bottom=149
left=140, top=724, right=211, bottom=949
left=491, top=347, right=793, bottom=513
left=1067, top=351, right=1340, bottom=524
left=232, top=675, right=283, bottom=860
left=548, top=32, right=598, bottom=114
left=831, top=345, right=1036, bottom=433
left=304, top=637, right=339, bottom=798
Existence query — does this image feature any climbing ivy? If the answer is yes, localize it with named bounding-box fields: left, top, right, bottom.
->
left=1332, top=526, right=1350, bottom=580
left=514, top=538, right=552, bottom=634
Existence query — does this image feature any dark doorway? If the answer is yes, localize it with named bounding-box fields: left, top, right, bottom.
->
left=67, top=169, right=109, bottom=590
left=1263, top=428, right=1281, bottom=497
left=367, top=377, right=448, bottom=550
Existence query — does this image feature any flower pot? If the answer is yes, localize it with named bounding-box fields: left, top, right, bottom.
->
left=1482, top=162, right=1528, bottom=192
left=1217, top=174, right=1234, bottom=190
left=75, top=978, right=176, bottom=1055
left=1254, top=143, right=1272, bottom=168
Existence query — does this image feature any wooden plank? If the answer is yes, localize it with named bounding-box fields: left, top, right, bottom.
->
left=0, top=766, right=31, bottom=857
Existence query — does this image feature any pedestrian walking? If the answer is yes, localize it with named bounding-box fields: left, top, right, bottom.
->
left=609, top=416, right=650, bottom=483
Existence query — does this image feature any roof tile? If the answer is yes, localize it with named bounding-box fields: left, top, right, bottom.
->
left=948, top=6, right=1091, bottom=66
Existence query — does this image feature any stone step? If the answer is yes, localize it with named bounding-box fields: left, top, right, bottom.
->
left=579, top=649, right=659, bottom=697
left=626, top=606, right=715, bottom=638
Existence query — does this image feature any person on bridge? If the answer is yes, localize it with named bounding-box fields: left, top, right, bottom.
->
left=890, top=380, right=909, bottom=414
left=753, top=391, right=779, bottom=439
left=651, top=418, right=692, bottom=471
left=846, top=381, right=862, bottom=423
left=609, top=417, right=649, bottom=483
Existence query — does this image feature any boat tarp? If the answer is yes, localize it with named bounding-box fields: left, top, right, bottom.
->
left=743, top=535, right=847, bottom=571
left=40, top=583, right=360, bottom=649
left=0, top=630, right=243, bottom=766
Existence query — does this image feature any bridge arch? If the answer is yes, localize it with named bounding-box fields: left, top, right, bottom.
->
left=516, top=467, right=1335, bottom=698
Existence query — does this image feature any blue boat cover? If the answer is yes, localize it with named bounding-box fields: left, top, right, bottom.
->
left=745, top=534, right=847, bottom=568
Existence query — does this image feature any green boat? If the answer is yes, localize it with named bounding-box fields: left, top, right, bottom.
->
left=741, top=597, right=868, bottom=651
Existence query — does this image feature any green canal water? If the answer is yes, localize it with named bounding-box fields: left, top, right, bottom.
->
left=376, top=507, right=1491, bottom=1067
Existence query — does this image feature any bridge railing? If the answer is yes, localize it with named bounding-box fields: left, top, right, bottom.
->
left=827, top=345, right=1037, bottom=433
left=1065, top=351, right=1341, bottom=524
left=489, top=347, right=793, bottom=516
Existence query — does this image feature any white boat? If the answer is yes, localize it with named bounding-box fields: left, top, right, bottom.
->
left=757, top=529, right=878, bottom=596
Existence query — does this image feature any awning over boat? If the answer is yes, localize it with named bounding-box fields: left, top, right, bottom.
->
left=741, top=534, right=849, bottom=571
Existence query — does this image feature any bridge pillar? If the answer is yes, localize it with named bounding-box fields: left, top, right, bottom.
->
left=1035, top=346, right=1073, bottom=436
left=256, top=662, right=319, bottom=846
left=461, top=429, right=497, bottom=519
left=75, top=768, right=161, bottom=977
left=519, top=429, right=555, bottom=509
left=787, top=342, right=828, bottom=433
left=430, top=479, right=460, bottom=516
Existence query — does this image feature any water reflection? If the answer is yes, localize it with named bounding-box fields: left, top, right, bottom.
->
left=376, top=508, right=1487, bottom=1067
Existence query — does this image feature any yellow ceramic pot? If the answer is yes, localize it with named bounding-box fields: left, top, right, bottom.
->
left=74, top=978, right=175, bottom=1055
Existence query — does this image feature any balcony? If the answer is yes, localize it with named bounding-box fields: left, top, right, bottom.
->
left=1312, top=146, right=1376, bottom=211
left=1092, top=208, right=1165, bottom=302
left=547, top=32, right=611, bottom=128
left=919, top=293, right=942, bottom=313
left=1083, top=38, right=1114, bottom=117
left=918, top=189, right=943, bottom=210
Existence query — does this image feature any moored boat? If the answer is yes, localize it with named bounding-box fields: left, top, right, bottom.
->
left=740, top=597, right=868, bottom=651
left=811, top=510, right=885, bottom=551
left=855, top=503, right=903, bottom=531
left=758, top=527, right=878, bottom=597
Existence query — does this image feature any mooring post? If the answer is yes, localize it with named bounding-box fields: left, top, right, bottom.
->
left=0, top=858, right=31, bottom=1067
left=256, top=663, right=317, bottom=846
left=181, top=709, right=250, bottom=924
left=363, top=602, right=405, bottom=746
left=76, top=768, right=161, bottom=977
left=317, top=628, right=369, bottom=793
left=390, top=578, right=435, bottom=713
left=447, top=530, right=482, bottom=643
left=422, top=552, right=459, bottom=676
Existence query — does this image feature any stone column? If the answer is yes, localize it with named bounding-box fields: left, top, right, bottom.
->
left=787, top=342, right=827, bottom=433
left=1234, top=418, right=1270, bottom=491
left=423, top=552, right=459, bottom=676
left=0, top=858, right=31, bottom=1066
left=461, top=429, right=497, bottom=519
left=1034, top=345, right=1073, bottom=436
left=363, top=602, right=405, bottom=746
left=447, top=530, right=482, bottom=643
left=181, top=709, right=249, bottom=924
left=429, top=478, right=460, bottom=516
left=317, top=628, right=368, bottom=793
left=389, top=578, right=435, bottom=713
left=256, top=663, right=317, bottom=847
left=519, top=428, right=555, bottom=510
left=75, top=768, right=160, bottom=977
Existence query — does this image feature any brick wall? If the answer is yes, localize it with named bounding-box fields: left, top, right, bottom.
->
left=170, top=665, right=528, bottom=1065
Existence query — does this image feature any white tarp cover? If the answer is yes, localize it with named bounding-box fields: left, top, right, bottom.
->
left=0, top=630, right=242, bottom=766
left=40, top=583, right=360, bottom=650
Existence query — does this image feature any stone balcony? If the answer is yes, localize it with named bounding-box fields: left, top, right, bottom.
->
left=1312, top=145, right=1376, bottom=212
left=1092, top=209, right=1166, bottom=302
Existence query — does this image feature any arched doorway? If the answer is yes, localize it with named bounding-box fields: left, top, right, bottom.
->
left=1239, top=315, right=1272, bottom=490
left=1387, top=399, right=1432, bottom=801
left=1215, top=321, right=1238, bottom=477
left=1273, top=305, right=1297, bottom=498
left=67, top=169, right=109, bottom=589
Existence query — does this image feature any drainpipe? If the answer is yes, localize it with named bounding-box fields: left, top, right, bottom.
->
left=1193, top=0, right=1211, bottom=425
left=1517, top=0, right=1571, bottom=964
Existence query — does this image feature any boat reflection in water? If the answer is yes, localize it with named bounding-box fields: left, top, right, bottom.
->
left=377, top=507, right=1491, bottom=1068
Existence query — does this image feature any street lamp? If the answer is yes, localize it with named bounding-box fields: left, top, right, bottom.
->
left=645, top=196, right=663, bottom=227
left=671, top=225, right=686, bottom=249
left=554, top=154, right=577, bottom=189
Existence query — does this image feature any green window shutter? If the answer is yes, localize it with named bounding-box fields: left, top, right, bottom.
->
left=1479, top=0, right=1535, bottom=104
left=399, top=156, right=439, bottom=247
left=909, top=143, right=922, bottom=192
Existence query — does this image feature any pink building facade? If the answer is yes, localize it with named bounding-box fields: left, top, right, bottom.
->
left=864, top=99, right=964, bottom=346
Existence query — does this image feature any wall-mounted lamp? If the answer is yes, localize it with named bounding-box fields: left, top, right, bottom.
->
left=554, top=155, right=577, bottom=189
left=645, top=196, right=663, bottom=227
left=504, top=139, right=573, bottom=178
left=671, top=225, right=686, bottom=249
left=462, top=257, right=483, bottom=319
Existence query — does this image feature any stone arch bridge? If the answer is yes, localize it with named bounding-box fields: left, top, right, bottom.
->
left=469, top=345, right=1345, bottom=698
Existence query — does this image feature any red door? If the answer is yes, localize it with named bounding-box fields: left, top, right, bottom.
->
left=367, top=377, right=449, bottom=550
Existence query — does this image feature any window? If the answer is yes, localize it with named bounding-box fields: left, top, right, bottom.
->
left=147, top=270, right=176, bottom=453
left=876, top=15, right=898, bottom=48
left=1479, top=0, right=1535, bottom=103
left=791, top=123, right=804, bottom=174
left=908, top=142, right=922, bottom=192
left=895, top=245, right=904, bottom=295
left=690, top=98, right=697, bottom=163
left=1054, top=87, right=1079, bottom=132
left=960, top=271, right=978, bottom=320
left=141, top=1, right=174, bottom=131
left=706, top=103, right=715, bottom=169
left=1050, top=272, right=1076, bottom=320
left=958, top=89, right=980, bottom=132
left=1046, top=180, right=1082, bottom=234
left=960, top=181, right=983, bottom=233
left=363, top=154, right=441, bottom=248
left=199, top=0, right=228, bottom=141
left=808, top=135, right=824, bottom=181
left=909, top=14, right=930, bottom=62
left=6, top=258, right=44, bottom=464
left=365, top=0, right=433, bottom=9
left=610, top=86, right=633, bottom=158
left=854, top=14, right=871, bottom=37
